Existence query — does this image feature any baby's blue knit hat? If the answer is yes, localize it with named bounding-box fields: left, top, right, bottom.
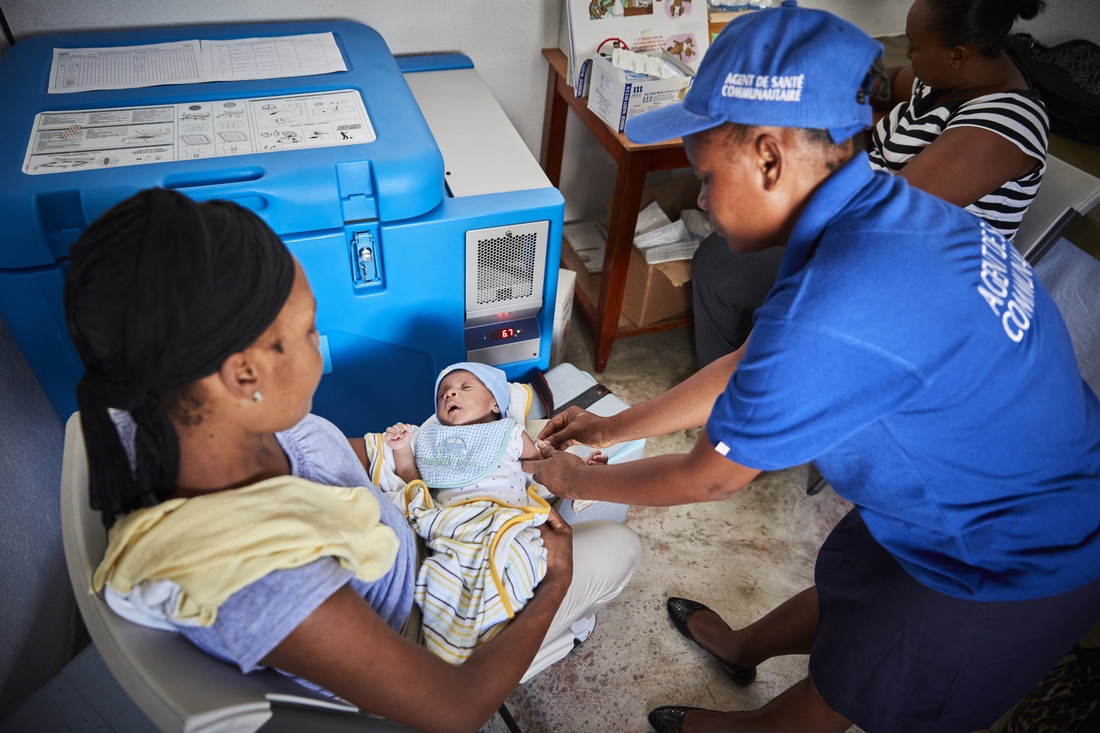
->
left=435, top=362, right=510, bottom=416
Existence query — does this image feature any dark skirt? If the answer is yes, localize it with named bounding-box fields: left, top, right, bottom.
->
left=810, top=510, right=1100, bottom=733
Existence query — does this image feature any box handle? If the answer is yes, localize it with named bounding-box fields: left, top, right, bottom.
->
left=162, top=167, right=264, bottom=189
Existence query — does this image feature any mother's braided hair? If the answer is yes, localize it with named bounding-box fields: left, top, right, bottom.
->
left=64, top=188, right=295, bottom=528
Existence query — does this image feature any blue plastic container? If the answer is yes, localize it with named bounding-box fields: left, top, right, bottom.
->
left=0, top=21, right=563, bottom=435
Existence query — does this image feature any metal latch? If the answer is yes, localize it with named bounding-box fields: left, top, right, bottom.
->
left=351, top=230, right=380, bottom=284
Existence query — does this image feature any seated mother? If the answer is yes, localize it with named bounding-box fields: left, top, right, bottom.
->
left=64, top=188, right=641, bottom=733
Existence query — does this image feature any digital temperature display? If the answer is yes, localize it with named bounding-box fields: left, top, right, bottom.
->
left=491, top=327, right=517, bottom=341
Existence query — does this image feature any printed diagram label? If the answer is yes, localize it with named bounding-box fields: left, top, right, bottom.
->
left=23, top=89, right=375, bottom=174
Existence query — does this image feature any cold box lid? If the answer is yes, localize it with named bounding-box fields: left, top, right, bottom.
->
left=0, top=21, right=445, bottom=269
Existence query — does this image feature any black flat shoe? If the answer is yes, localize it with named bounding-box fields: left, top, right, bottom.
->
left=648, top=705, right=715, bottom=733
left=666, top=597, right=756, bottom=685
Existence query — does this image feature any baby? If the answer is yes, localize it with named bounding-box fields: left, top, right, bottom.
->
left=385, top=362, right=541, bottom=504
left=386, top=362, right=606, bottom=504
left=384, top=362, right=603, bottom=663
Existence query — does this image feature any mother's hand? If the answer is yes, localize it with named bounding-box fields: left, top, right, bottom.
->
left=537, top=508, right=574, bottom=589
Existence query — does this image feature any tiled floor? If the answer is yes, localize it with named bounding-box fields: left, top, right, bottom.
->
left=489, top=318, right=861, bottom=733
left=0, top=644, right=155, bottom=733
left=489, top=316, right=1099, bottom=733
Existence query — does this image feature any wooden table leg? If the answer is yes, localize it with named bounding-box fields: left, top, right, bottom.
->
left=593, top=150, right=649, bottom=371
left=539, top=65, right=569, bottom=188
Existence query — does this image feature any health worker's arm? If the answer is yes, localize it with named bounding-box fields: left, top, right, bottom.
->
left=538, top=341, right=749, bottom=450
left=526, top=427, right=761, bottom=506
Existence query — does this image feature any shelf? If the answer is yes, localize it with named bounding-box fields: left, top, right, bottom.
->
left=540, top=47, right=692, bottom=370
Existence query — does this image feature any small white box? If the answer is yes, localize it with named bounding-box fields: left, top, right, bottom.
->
left=529, top=362, right=644, bottom=524
left=586, top=51, right=694, bottom=134
left=563, top=218, right=607, bottom=274
left=551, top=267, right=577, bottom=367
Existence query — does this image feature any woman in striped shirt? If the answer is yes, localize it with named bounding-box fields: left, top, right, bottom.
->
left=871, top=0, right=1050, bottom=241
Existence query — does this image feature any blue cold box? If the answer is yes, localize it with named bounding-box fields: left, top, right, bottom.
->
left=0, top=21, right=563, bottom=436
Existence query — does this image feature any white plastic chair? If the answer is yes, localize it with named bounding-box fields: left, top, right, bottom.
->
left=1013, top=155, right=1100, bottom=261
left=60, top=412, right=419, bottom=733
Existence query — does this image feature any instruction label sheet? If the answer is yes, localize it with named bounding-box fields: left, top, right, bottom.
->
left=48, top=32, right=347, bottom=94
left=22, top=89, right=375, bottom=175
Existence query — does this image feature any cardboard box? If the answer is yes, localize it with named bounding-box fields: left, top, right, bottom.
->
left=586, top=51, right=694, bottom=133
left=551, top=267, right=577, bottom=366
left=609, top=174, right=701, bottom=229
left=621, top=244, right=692, bottom=327
left=708, top=9, right=754, bottom=43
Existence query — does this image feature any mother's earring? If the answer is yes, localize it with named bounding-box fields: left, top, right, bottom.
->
left=252, top=389, right=263, bottom=403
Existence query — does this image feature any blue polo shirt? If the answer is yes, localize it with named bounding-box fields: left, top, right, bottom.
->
left=707, top=153, right=1100, bottom=601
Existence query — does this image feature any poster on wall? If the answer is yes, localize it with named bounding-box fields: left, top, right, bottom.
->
left=562, top=0, right=710, bottom=97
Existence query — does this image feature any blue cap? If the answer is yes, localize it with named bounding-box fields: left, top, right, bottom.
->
left=435, top=362, right=510, bottom=417
left=625, top=1, right=882, bottom=145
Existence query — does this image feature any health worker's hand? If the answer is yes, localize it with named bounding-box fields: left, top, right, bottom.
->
left=537, top=406, right=615, bottom=450
left=523, top=442, right=590, bottom=500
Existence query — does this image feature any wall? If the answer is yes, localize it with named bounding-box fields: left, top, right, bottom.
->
left=802, top=0, right=1099, bottom=45
left=1010, top=0, right=1099, bottom=45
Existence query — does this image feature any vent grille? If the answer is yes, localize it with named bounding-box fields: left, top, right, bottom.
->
left=475, top=230, right=537, bottom=305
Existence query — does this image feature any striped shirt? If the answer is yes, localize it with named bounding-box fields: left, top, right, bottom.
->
left=869, top=80, right=1049, bottom=241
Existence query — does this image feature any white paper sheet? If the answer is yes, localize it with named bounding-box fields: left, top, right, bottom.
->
left=48, top=33, right=346, bottom=94
left=49, top=41, right=204, bottom=93
left=201, top=33, right=347, bottom=83
left=23, top=89, right=375, bottom=174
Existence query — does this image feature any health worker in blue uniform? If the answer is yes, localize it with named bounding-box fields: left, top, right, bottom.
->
left=527, top=4, right=1100, bottom=733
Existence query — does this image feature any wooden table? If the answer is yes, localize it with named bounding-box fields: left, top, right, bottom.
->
left=539, top=48, right=692, bottom=372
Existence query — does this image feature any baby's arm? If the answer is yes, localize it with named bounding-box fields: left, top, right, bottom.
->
left=384, top=422, right=421, bottom=483
left=520, top=431, right=543, bottom=462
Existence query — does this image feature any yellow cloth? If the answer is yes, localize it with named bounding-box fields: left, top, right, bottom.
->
left=92, top=475, right=399, bottom=627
